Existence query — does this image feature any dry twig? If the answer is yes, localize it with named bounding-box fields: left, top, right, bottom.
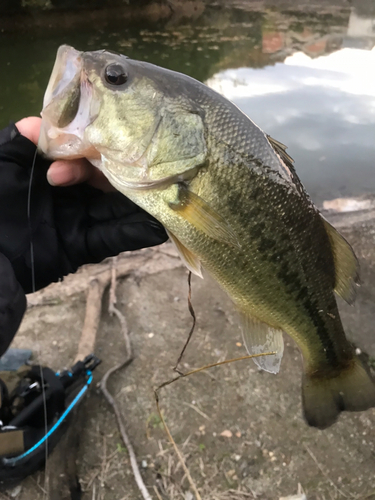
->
left=100, top=258, right=153, bottom=500
left=304, top=444, right=352, bottom=499
left=75, top=278, right=104, bottom=363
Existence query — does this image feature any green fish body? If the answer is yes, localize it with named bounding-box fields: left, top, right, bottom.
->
left=39, top=45, right=375, bottom=428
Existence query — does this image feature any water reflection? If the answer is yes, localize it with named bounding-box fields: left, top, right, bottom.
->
left=207, top=18, right=375, bottom=203
left=0, top=2, right=374, bottom=202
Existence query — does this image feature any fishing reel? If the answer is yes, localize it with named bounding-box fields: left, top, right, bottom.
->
left=0, top=354, right=101, bottom=486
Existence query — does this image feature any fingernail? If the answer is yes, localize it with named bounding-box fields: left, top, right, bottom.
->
left=47, top=169, right=57, bottom=186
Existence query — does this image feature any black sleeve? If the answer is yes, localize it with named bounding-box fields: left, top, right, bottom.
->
left=0, top=253, right=27, bottom=356
left=0, top=123, right=69, bottom=293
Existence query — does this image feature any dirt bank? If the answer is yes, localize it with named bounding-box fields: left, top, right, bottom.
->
left=4, top=201, right=375, bottom=500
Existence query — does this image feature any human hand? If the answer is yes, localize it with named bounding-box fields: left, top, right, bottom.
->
left=15, top=116, right=114, bottom=192
left=0, top=120, right=167, bottom=294
left=0, top=119, right=166, bottom=353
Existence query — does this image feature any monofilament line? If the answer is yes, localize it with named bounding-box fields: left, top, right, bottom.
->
left=28, top=147, right=49, bottom=499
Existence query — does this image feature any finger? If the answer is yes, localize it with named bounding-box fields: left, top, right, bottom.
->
left=16, top=116, right=42, bottom=145
left=86, top=213, right=168, bottom=262
left=88, top=191, right=141, bottom=221
left=47, top=159, right=115, bottom=192
left=86, top=168, right=116, bottom=192
left=47, top=159, right=92, bottom=186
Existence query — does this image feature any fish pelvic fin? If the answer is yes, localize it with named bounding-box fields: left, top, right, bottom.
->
left=302, top=357, right=375, bottom=429
left=166, top=229, right=203, bottom=278
left=169, top=185, right=241, bottom=249
left=322, top=217, right=360, bottom=305
left=239, top=311, right=284, bottom=374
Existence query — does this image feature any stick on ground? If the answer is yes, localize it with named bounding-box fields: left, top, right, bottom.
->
left=100, top=258, right=153, bottom=500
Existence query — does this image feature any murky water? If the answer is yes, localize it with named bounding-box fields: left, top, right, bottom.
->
left=1, top=2, right=374, bottom=204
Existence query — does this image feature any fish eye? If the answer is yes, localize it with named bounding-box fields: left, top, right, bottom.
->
left=104, top=64, right=128, bottom=86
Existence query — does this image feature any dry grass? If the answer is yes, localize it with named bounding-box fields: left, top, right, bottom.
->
left=79, top=433, right=256, bottom=500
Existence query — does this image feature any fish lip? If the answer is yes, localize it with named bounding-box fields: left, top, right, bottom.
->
left=43, top=45, right=83, bottom=111
left=39, top=67, right=99, bottom=160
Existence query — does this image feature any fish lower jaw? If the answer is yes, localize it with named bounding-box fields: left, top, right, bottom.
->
left=38, top=118, right=102, bottom=161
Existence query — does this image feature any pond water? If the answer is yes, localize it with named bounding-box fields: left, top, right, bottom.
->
left=1, top=2, right=374, bottom=204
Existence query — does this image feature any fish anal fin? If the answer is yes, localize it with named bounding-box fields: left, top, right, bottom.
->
left=302, top=357, right=375, bottom=429
left=239, top=311, right=284, bottom=374
left=169, top=185, right=241, bottom=249
left=167, top=230, right=203, bottom=278
left=322, top=217, right=360, bottom=304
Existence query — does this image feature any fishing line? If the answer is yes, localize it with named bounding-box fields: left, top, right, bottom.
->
left=27, top=146, right=49, bottom=498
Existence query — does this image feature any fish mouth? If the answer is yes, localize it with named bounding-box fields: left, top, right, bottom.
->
left=39, top=45, right=100, bottom=160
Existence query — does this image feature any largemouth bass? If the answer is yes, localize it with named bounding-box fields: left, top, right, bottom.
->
left=39, top=45, right=375, bottom=429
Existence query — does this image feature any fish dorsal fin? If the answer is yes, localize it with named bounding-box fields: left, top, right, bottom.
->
left=267, top=135, right=308, bottom=197
left=322, top=217, right=360, bottom=304
left=267, top=135, right=294, bottom=169
left=239, top=311, right=284, bottom=374
left=169, top=185, right=241, bottom=249
left=167, top=230, right=203, bottom=278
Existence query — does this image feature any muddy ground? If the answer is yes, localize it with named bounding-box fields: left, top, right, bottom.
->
left=2, top=202, right=375, bottom=500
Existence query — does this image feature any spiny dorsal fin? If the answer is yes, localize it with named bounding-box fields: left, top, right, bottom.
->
left=267, top=135, right=295, bottom=168
left=167, top=229, right=203, bottom=278
left=322, top=217, right=360, bottom=304
left=239, top=310, right=284, bottom=374
left=267, top=135, right=308, bottom=198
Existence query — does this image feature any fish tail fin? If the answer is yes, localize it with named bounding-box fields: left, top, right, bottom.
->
left=302, top=357, right=375, bottom=429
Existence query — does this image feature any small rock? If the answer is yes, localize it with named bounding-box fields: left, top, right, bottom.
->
left=279, top=495, right=306, bottom=500
left=185, top=492, right=194, bottom=500
left=279, top=484, right=306, bottom=500
left=141, top=460, right=148, bottom=469
left=220, top=430, right=233, bottom=438
left=10, top=485, right=22, bottom=497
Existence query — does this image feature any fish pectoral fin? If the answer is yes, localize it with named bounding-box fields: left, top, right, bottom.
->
left=321, top=217, right=360, bottom=305
left=167, top=230, right=203, bottom=278
left=239, top=311, right=284, bottom=374
left=169, top=184, right=240, bottom=249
